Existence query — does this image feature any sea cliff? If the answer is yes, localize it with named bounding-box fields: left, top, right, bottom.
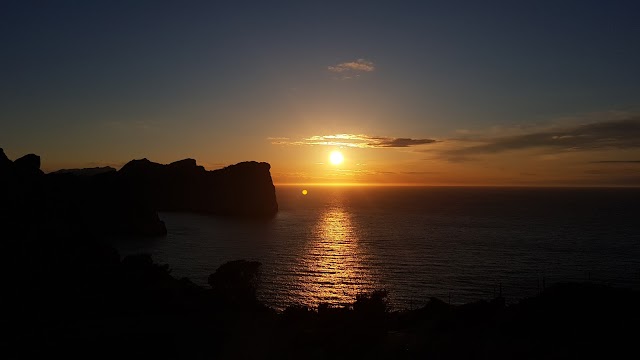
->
left=118, top=158, right=278, bottom=217
left=0, top=148, right=278, bottom=237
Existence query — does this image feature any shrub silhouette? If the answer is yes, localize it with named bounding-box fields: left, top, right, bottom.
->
left=354, top=289, right=390, bottom=315
left=122, top=253, right=171, bottom=276
left=208, top=260, right=261, bottom=305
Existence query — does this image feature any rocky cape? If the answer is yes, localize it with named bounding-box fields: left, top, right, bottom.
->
left=118, top=157, right=278, bottom=217
left=0, top=148, right=278, bottom=238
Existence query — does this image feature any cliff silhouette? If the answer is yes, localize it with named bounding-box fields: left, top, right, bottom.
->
left=0, top=148, right=278, bottom=238
left=118, top=158, right=278, bottom=217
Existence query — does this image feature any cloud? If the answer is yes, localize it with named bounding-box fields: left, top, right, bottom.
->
left=589, top=160, right=640, bottom=164
left=369, top=137, right=436, bottom=147
left=328, top=59, right=375, bottom=75
left=103, top=120, right=158, bottom=130
left=270, top=133, right=436, bottom=148
left=400, top=171, right=440, bottom=175
left=266, top=137, right=290, bottom=140
left=442, top=117, right=640, bottom=160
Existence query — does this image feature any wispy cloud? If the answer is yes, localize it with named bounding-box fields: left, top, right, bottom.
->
left=589, top=160, right=640, bottom=164
left=266, top=136, right=290, bottom=140
left=328, top=59, right=375, bottom=73
left=328, top=59, right=375, bottom=79
left=271, top=133, right=436, bottom=148
left=439, top=117, right=640, bottom=161
left=370, top=137, right=436, bottom=147
left=102, top=119, right=159, bottom=132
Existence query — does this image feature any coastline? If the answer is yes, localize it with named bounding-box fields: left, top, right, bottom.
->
left=3, top=235, right=638, bottom=358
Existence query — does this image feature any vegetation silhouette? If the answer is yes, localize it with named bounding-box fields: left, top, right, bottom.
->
left=208, top=259, right=262, bottom=307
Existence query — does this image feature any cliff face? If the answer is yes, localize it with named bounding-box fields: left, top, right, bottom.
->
left=0, top=148, right=167, bottom=238
left=1, top=148, right=278, bottom=239
left=0, top=149, right=43, bottom=177
left=1, top=149, right=47, bottom=237
left=118, top=158, right=278, bottom=217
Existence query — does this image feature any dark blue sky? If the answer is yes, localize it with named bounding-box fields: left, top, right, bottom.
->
left=2, top=0, right=639, bottom=185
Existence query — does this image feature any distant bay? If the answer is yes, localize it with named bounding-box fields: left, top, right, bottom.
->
left=111, top=186, right=640, bottom=310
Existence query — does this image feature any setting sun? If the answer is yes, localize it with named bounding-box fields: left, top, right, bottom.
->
left=329, top=151, right=344, bottom=165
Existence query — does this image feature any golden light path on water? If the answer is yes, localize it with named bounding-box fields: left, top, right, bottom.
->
left=291, top=200, right=374, bottom=307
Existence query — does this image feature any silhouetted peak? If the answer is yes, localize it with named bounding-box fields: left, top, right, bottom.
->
left=118, top=158, right=163, bottom=175
left=121, top=158, right=151, bottom=168
left=167, top=158, right=205, bottom=173
left=168, top=158, right=197, bottom=168
left=0, top=148, right=12, bottom=171
left=223, top=161, right=271, bottom=172
left=50, top=166, right=116, bottom=176
left=13, top=153, right=43, bottom=176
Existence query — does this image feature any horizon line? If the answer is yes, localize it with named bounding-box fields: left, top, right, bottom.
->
left=273, top=183, right=640, bottom=188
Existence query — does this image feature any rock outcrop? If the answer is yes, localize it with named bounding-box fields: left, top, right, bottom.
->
left=13, top=154, right=44, bottom=177
left=1, top=148, right=278, bottom=238
left=0, top=148, right=12, bottom=172
left=0, top=149, right=43, bottom=177
left=118, top=158, right=278, bottom=217
left=1, top=149, right=166, bottom=238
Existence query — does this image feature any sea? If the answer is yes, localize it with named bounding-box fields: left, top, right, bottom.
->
left=112, top=186, right=640, bottom=310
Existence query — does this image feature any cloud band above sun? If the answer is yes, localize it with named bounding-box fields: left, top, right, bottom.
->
left=270, top=133, right=436, bottom=148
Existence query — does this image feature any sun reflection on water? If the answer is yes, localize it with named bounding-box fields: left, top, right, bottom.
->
left=294, top=204, right=373, bottom=307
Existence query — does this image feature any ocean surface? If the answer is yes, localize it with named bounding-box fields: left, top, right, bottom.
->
left=112, top=186, right=640, bottom=310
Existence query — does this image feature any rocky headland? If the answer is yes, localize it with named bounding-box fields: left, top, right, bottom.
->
left=0, top=148, right=278, bottom=238
left=118, top=157, right=278, bottom=217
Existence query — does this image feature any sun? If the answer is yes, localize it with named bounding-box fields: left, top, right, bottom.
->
left=329, top=150, right=344, bottom=165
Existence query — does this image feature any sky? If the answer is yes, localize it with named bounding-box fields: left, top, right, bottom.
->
left=1, top=0, right=639, bottom=186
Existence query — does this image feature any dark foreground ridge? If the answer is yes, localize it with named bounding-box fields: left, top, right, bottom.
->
left=2, top=230, right=638, bottom=359
left=0, top=148, right=278, bottom=237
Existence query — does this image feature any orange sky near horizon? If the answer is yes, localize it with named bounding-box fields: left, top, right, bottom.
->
left=9, top=117, right=637, bottom=188
left=2, top=2, right=639, bottom=187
